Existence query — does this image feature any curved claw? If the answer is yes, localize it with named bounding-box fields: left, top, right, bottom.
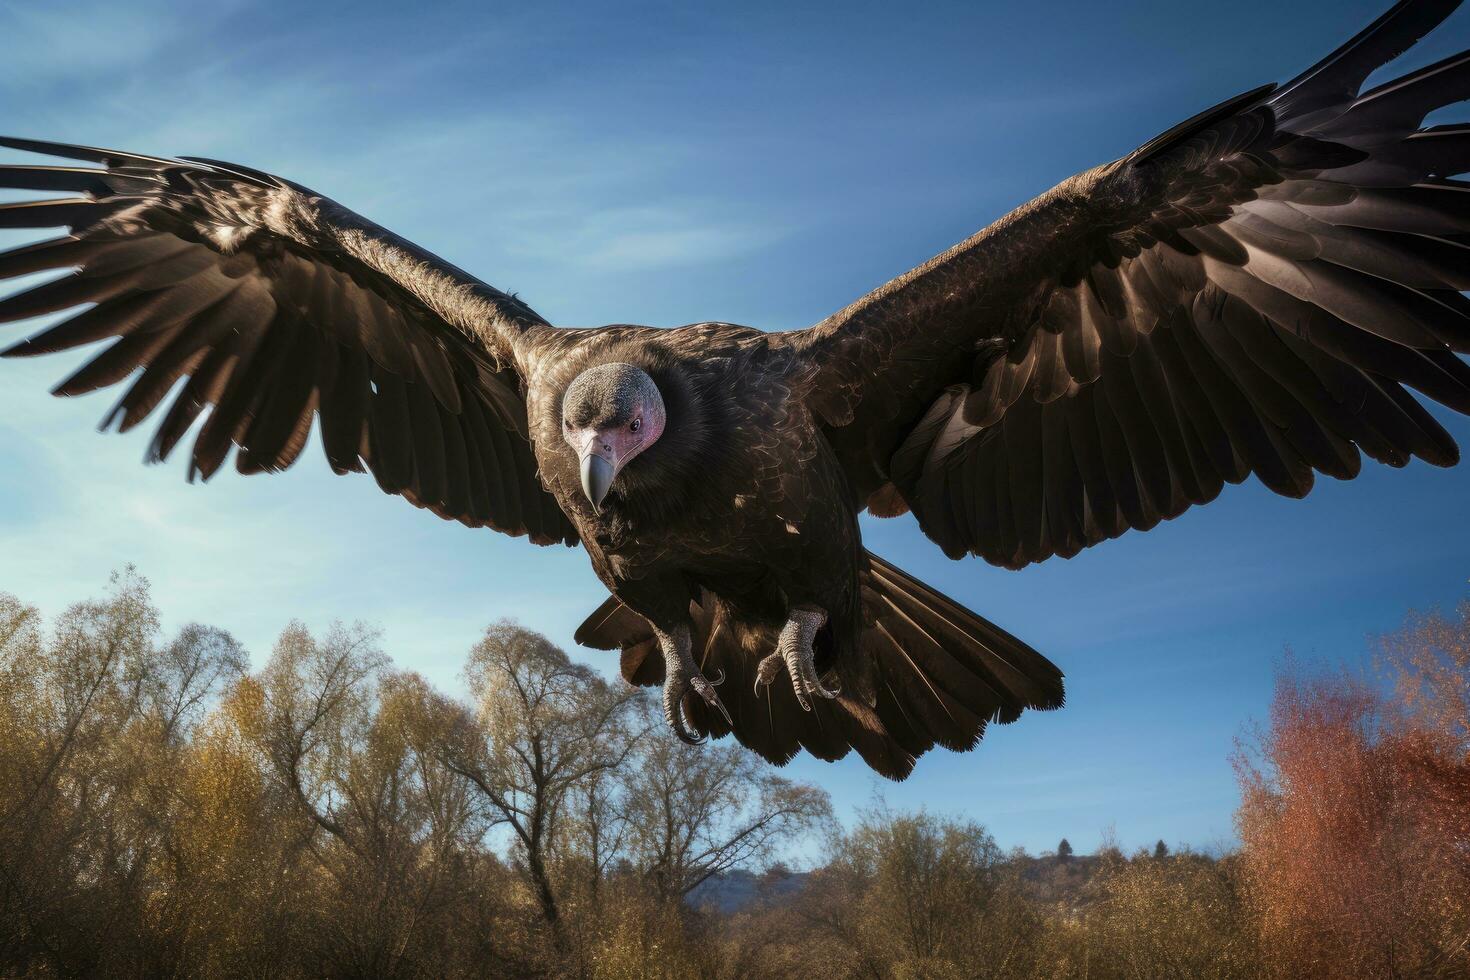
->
left=778, top=652, right=811, bottom=711
left=663, top=683, right=705, bottom=745
left=691, top=673, right=733, bottom=727
left=765, top=606, right=838, bottom=711
left=663, top=669, right=732, bottom=744
left=709, top=695, right=734, bottom=727
left=662, top=669, right=700, bottom=744
left=758, top=640, right=840, bottom=708
left=808, top=671, right=841, bottom=699
left=672, top=711, right=707, bottom=745
left=754, top=653, right=783, bottom=698
left=655, top=624, right=730, bottom=745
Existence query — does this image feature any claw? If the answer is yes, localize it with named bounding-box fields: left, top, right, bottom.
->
left=755, top=606, right=838, bottom=711
left=711, top=695, right=733, bottom=727
left=691, top=671, right=734, bottom=726
left=656, top=624, right=731, bottom=744
left=668, top=698, right=706, bottom=745
left=754, top=653, right=784, bottom=698
left=803, top=663, right=841, bottom=700
left=663, top=671, right=704, bottom=744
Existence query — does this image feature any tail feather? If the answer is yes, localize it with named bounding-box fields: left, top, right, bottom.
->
left=574, top=551, right=1064, bottom=780
left=866, top=553, right=1065, bottom=719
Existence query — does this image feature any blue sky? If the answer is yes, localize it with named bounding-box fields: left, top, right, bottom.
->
left=2, top=0, right=1468, bottom=856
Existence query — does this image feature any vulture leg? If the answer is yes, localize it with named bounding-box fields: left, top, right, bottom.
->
left=657, top=623, right=731, bottom=744
left=754, top=606, right=839, bottom=711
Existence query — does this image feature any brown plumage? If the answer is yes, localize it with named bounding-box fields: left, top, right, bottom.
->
left=3, top=0, right=1469, bottom=778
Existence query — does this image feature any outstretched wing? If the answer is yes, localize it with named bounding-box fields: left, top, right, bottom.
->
left=791, top=0, right=1470, bottom=568
left=0, top=137, right=575, bottom=546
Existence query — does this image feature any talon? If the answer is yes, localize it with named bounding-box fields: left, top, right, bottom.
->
left=656, top=624, right=729, bottom=743
left=672, top=709, right=706, bottom=745
left=803, top=663, right=841, bottom=700
left=754, top=653, right=783, bottom=698
left=691, top=672, right=733, bottom=727
left=709, top=691, right=733, bottom=726
left=665, top=676, right=715, bottom=744
left=769, top=606, right=835, bottom=711
left=782, top=645, right=813, bottom=711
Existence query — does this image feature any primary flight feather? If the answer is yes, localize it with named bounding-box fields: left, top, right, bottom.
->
left=3, top=0, right=1469, bottom=778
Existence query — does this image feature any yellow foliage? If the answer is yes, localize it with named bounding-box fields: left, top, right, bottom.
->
left=2, top=574, right=1464, bottom=979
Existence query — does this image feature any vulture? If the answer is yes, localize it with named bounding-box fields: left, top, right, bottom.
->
left=3, top=0, right=1470, bottom=779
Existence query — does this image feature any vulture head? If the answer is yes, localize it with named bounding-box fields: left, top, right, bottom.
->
left=561, top=361, right=667, bottom=512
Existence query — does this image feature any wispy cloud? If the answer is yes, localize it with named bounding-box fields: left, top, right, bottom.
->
left=0, top=0, right=245, bottom=87
left=510, top=203, right=785, bottom=271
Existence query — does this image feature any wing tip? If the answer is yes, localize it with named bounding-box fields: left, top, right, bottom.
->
left=0, top=135, right=181, bottom=169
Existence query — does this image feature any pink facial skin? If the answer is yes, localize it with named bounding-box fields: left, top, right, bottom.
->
left=562, top=393, right=665, bottom=511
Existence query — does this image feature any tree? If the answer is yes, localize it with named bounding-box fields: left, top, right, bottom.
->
left=1057, top=838, right=1074, bottom=863
left=1381, top=599, right=1470, bottom=751
left=254, top=620, right=387, bottom=842
left=245, top=622, right=492, bottom=976
left=441, top=621, right=643, bottom=938
left=1234, top=629, right=1470, bottom=979
left=619, top=698, right=832, bottom=902
left=1072, top=851, right=1256, bottom=979
left=1097, top=823, right=1125, bottom=864
left=1379, top=600, right=1470, bottom=892
left=0, top=569, right=248, bottom=977
left=795, top=809, right=1044, bottom=979
left=1154, top=840, right=1169, bottom=860
left=3, top=572, right=854, bottom=977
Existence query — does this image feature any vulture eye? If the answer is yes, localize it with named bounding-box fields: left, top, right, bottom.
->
left=630, top=418, right=642, bottom=433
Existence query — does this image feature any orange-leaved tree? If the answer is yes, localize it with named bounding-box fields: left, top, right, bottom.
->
left=1234, top=602, right=1470, bottom=979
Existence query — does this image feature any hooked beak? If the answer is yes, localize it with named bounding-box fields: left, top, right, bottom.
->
left=580, top=453, right=615, bottom=513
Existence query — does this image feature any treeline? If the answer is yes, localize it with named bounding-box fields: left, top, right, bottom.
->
left=1, top=571, right=1466, bottom=978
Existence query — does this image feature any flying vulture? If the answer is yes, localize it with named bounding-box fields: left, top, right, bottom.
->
left=3, top=0, right=1470, bottom=779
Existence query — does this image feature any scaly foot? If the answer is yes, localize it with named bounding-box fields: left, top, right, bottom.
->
left=657, top=624, right=732, bottom=744
left=754, top=606, right=839, bottom=711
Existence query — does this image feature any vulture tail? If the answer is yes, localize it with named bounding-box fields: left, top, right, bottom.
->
left=574, top=551, right=1063, bottom=780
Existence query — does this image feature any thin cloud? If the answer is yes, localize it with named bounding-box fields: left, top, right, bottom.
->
left=0, top=0, right=242, bottom=86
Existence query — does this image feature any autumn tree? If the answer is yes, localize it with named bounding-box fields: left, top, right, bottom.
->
left=0, top=570, right=247, bottom=976
left=1058, top=851, right=1256, bottom=980
left=442, top=620, right=643, bottom=940
left=1234, top=611, right=1470, bottom=980
left=1379, top=599, right=1470, bottom=893
left=33, top=570, right=1470, bottom=979
left=618, top=699, right=832, bottom=904
left=790, top=809, right=1047, bottom=979
left=246, top=622, right=494, bottom=975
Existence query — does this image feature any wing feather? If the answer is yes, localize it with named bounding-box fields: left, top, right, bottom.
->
left=0, top=138, right=575, bottom=546
left=793, top=0, right=1470, bottom=567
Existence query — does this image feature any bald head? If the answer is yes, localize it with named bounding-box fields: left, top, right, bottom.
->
left=562, top=362, right=660, bottom=429
left=561, top=363, right=666, bottom=512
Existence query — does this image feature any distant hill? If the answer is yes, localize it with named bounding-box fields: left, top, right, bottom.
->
left=688, top=854, right=1114, bottom=915
left=687, top=868, right=810, bottom=914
